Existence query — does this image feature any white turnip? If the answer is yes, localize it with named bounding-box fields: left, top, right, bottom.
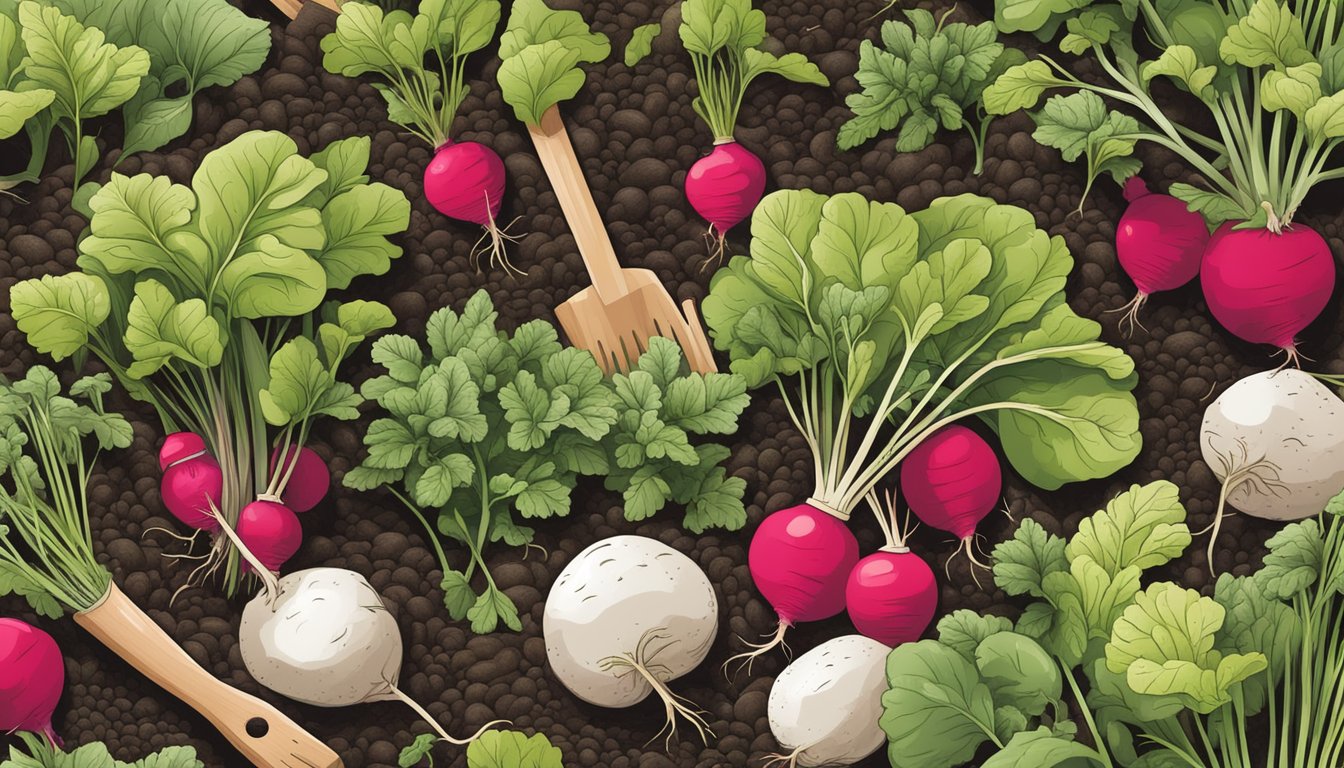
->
left=1200, top=369, right=1344, bottom=571
left=765, top=634, right=890, bottom=767
left=544, top=535, right=719, bottom=748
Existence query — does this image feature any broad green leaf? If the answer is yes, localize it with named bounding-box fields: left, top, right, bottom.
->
left=1067, top=481, right=1190, bottom=576
left=467, top=586, right=522, bottom=633
left=813, top=193, right=919, bottom=296
left=500, top=369, right=571, bottom=450
left=894, top=238, right=991, bottom=336
left=1041, top=555, right=1141, bottom=665
left=882, top=641, right=998, bottom=768
left=497, top=40, right=585, bottom=125
left=1141, top=45, right=1217, bottom=102
left=980, top=727, right=1104, bottom=767
left=936, top=609, right=1014, bottom=661
left=1255, top=518, right=1322, bottom=598
left=120, top=90, right=192, bottom=159
left=747, top=188, right=827, bottom=307
left=316, top=182, right=410, bottom=289
left=216, top=238, right=327, bottom=319
left=662, top=373, right=750, bottom=434
left=10, top=272, right=111, bottom=361
left=0, top=560, right=64, bottom=619
left=321, top=2, right=404, bottom=77
left=1219, top=0, right=1313, bottom=69
left=679, top=0, right=765, bottom=56
left=258, top=337, right=329, bottom=426
left=680, top=467, right=747, bottom=531
left=623, top=464, right=672, bottom=521
left=1305, top=89, right=1344, bottom=140
left=995, top=0, right=1090, bottom=34
left=466, top=730, right=563, bottom=768
left=499, top=0, right=609, bottom=61
left=1168, top=182, right=1248, bottom=225
left=1061, top=7, right=1124, bottom=53
left=1261, top=63, right=1323, bottom=117
left=371, top=334, right=425, bottom=383
left=77, top=172, right=209, bottom=292
left=0, top=88, right=53, bottom=139
left=398, top=733, right=437, bottom=768
left=124, top=278, right=225, bottom=378
left=983, top=61, right=1061, bottom=114
left=418, top=0, right=500, bottom=57
left=742, top=48, right=828, bottom=86
left=1213, top=573, right=1299, bottom=713
left=974, top=631, right=1061, bottom=714
left=18, top=1, right=149, bottom=121
left=992, top=518, right=1067, bottom=598
left=1106, top=582, right=1268, bottom=713
left=414, top=453, right=474, bottom=507
left=308, top=135, right=372, bottom=204
left=439, top=568, right=475, bottom=619
left=625, top=22, right=660, bottom=67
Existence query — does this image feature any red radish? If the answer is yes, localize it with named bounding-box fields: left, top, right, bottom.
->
left=236, top=499, right=303, bottom=573
left=686, top=140, right=767, bottom=262
left=160, top=453, right=223, bottom=532
left=0, top=619, right=64, bottom=748
left=1201, top=221, right=1335, bottom=366
left=846, top=489, right=938, bottom=646
left=900, top=424, right=1002, bottom=583
left=269, top=446, right=330, bottom=514
left=727, top=501, right=859, bottom=672
left=1110, top=176, right=1209, bottom=335
left=424, top=140, right=519, bottom=274
left=158, top=432, right=207, bottom=471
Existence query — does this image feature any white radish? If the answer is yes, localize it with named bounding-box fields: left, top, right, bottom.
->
left=1200, top=369, right=1344, bottom=570
left=239, top=568, right=501, bottom=748
left=544, top=535, right=719, bottom=748
left=765, top=634, right=890, bottom=767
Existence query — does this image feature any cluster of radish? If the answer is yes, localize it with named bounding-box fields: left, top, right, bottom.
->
left=1112, top=176, right=1334, bottom=364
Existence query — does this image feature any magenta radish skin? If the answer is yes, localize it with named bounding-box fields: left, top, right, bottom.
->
left=158, top=431, right=207, bottom=471
left=0, top=618, right=64, bottom=748
left=748, top=503, right=859, bottom=625
left=237, top=500, right=303, bottom=572
left=686, top=141, right=766, bottom=238
left=900, top=425, right=1002, bottom=540
left=424, top=140, right=506, bottom=228
left=1116, top=177, right=1207, bottom=297
left=1201, top=221, right=1335, bottom=357
left=160, top=455, right=223, bottom=532
left=269, top=446, right=330, bottom=514
left=845, top=548, right=938, bottom=646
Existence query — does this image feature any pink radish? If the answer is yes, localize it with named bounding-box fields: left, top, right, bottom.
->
left=686, top=140, right=767, bottom=262
left=158, top=432, right=207, bottom=471
left=728, top=501, right=859, bottom=672
left=269, top=446, right=330, bottom=514
left=158, top=432, right=222, bottom=532
left=0, top=618, right=64, bottom=748
left=900, top=424, right=1002, bottom=583
left=1110, top=176, right=1209, bottom=335
left=236, top=500, right=303, bottom=573
left=1201, top=221, right=1335, bottom=366
left=425, top=140, right=519, bottom=274
left=845, top=489, right=938, bottom=646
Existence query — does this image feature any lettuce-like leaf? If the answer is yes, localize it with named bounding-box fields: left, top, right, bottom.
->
left=496, top=0, right=609, bottom=126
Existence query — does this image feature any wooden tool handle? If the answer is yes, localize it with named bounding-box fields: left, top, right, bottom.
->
left=271, top=0, right=341, bottom=20
left=75, top=585, right=342, bottom=768
left=678, top=299, right=719, bottom=374
left=527, top=105, right=629, bottom=300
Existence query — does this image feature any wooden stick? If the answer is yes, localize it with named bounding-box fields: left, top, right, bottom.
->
left=75, top=584, right=342, bottom=768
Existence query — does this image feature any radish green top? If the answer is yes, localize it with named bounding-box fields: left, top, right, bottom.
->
left=701, top=190, right=1141, bottom=519
left=321, top=0, right=499, bottom=148
left=496, top=0, right=610, bottom=126
left=678, top=0, right=829, bottom=141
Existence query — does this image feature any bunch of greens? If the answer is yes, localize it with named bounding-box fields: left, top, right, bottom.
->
left=0, top=368, right=131, bottom=618
left=346, top=291, right=750, bottom=634
left=495, top=0, right=611, bottom=127
left=678, top=0, right=828, bottom=141
left=1, top=0, right=268, bottom=192
left=9, top=130, right=406, bottom=596
left=838, top=8, right=1024, bottom=174
left=984, top=0, right=1344, bottom=229
left=701, top=190, right=1141, bottom=521
left=320, top=0, right=499, bottom=149
left=1, top=733, right=201, bottom=768
left=399, top=729, right=562, bottom=768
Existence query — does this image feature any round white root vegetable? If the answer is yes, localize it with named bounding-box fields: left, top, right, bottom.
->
left=544, top=535, right=719, bottom=747
left=765, top=634, right=889, bottom=767
left=1201, top=369, right=1344, bottom=568
left=240, top=568, right=501, bottom=746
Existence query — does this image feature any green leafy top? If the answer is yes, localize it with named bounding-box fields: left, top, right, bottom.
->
left=625, top=22, right=661, bottom=67
left=678, top=0, right=828, bottom=139
left=0, top=367, right=131, bottom=617
left=347, top=291, right=749, bottom=633
left=322, top=0, right=500, bottom=146
left=496, top=0, right=610, bottom=126
left=398, top=730, right=563, bottom=768
left=702, top=190, right=1140, bottom=517
left=1, top=733, right=202, bottom=768
left=838, top=9, right=1024, bottom=175
left=984, top=0, right=1344, bottom=229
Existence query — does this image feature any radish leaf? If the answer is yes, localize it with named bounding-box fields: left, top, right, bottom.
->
left=466, top=731, right=562, bottom=768
left=624, top=22, right=660, bottom=67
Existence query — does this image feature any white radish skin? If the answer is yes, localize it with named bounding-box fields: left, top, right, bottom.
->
left=1201, top=369, right=1344, bottom=521
left=766, top=634, right=889, bottom=767
left=544, top=535, right=718, bottom=746
left=240, top=567, right=401, bottom=707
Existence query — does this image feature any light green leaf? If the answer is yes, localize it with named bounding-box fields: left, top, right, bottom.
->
left=1305, top=89, right=1344, bottom=140
left=992, top=518, right=1067, bottom=598
left=18, top=1, right=149, bottom=121
left=0, top=88, right=53, bottom=139
left=308, top=135, right=372, bottom=204
left=625, top=22, right=660, bottom=67
left=119, top=90, right=192, bottom=159
left=439, top=568, right=475, bottom=619
left=124, top=278, right=225, bottom=378
left=257, top=337, right=328, bottom=426
left=813, top=192, right=920, bottom=295
left=936, top=609, right=1014, bottom=661
left=974, top=631, right=1061, bottom=714
left=1067, top=481, right=1191, bottom=577
left=497, top=40, right=584, bottom=126
left=498, top=0, right=609, bottom=61
left=1255, top=518, right=1322, bottom=598
left=1168, top=182, right=1248, bottom=226
left=0, top=561, right=65, bottom=619
left=398, top=733, right=437, bottom=768
left=10, top=272, right=111, bottom=361
left=414, top=453, right=475, bottom=507
left=742, top=48, right=828, bottom=86
left=983, top=60, right=1060, bottom=113
left=1141, top=45, right=1217, bottom=102
left=467, top=586, right=522, bottom=633
left=980, top=727, right=1105, bottom=767
left=466, top=730, right=563, bottom=768
left=76, top=172, right=208, bottom=291
left=500, top=369, right=571, bottom=450
left=316, top=182, right=410, bottom=289
left=1219, top=0, right=1313, bottom=69
left=994, top=0, right=1090, bottom=34
left=1261, top=63, right=1323, bottom=117
left=216, top=237, right=328, bottom=319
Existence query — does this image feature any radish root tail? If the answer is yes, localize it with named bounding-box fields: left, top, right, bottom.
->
left=761, top=742, right=815, bottom=768
left=700, top=227, right=728, bottom=272
left=1103, top=292, right=1149, bottom=337
left=1201, top=443, right=1288, bottom=577
left=600, top=627, right=714, bottom=750
left=386, top=680, right=509, bottom=746
left=946, top=537, right=991, bottom=589
left=722, top=620, right=792, bottom=679
left=471, top=193, right=525, bottom=277
left=1273, top=343, right=1310, bottom=371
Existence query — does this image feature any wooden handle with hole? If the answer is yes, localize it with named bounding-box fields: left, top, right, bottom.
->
left=75, top=584, right=342, bottom=768
left=527, top=105, right=629, bottom=301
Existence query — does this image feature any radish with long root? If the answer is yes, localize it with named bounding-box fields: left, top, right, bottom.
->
left=1199, top=369, right=1344, bottom=574
left=238, top=567, right=505, bottom=761
left=544, top=535, right=719, bottom=749
left=900, top=424, right=1002, bottom=585
left=764, top=634, right=890, bottom=767
left=0, top=619, right=65, bottom=748
left=0, top=367, right=341, bottom=768
left=846, top=489, right=937, bottom=646
left=677, top=0, right=829, bottom=262
left=322, top=1, right=522, bottom=272
left=1109, top=176, right=1209, bottom=335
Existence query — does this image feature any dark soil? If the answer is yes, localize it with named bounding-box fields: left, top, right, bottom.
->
left=2, top=0, right=1340, bottom=766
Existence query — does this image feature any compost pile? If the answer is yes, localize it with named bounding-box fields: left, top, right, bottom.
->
left=2, top=0, right=1343, bottom=765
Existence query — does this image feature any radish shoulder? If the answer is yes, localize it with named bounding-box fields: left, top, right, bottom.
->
left=767, top=634, right=889, bottom=767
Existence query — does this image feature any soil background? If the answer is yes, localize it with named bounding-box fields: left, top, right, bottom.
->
left=2, top=0, right=1339, bottom=766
